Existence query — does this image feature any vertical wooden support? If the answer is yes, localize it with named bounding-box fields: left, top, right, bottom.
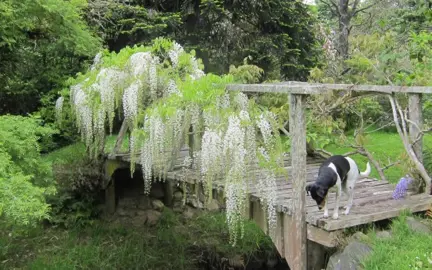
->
left=408, top=94, right=423, bottom=163
left=287, top=93, right=307, bottom=270
left=105, top=180, right=116, bottom=214
left=103, top=159, right=123, bottom=214
left=251, top=200, right=268, bottom=233
left=164, top=181, right=174, bottom=207
left=274, top=212, right=285, bottom=257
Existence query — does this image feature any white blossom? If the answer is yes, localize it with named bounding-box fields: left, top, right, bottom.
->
left=123, top=81, right=141, bottom=124
left=127, top=52, right=152, bottom=78
left=55, top=96, right=64, bottom=123
left=90, top=52, right=103, bottom=71
left=235, top=92, right=248, bottom=110
left=149, top=56, right=159, bottom=99
left=168, top=41, right=184, bottom=68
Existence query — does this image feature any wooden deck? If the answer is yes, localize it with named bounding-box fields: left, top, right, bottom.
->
left=107, top=150, right=432, bottom=249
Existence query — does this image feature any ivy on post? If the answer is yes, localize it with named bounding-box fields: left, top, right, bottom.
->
left=287, top=93, right=307, bottom=270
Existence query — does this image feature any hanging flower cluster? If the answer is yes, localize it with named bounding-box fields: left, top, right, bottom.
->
left=56, top=38, right=284, bottom=246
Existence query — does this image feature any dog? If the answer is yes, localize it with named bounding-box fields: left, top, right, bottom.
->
left=306, top=155, right=371, bottom=220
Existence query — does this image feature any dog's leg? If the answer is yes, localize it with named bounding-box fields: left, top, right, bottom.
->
left=344, top=187, right=354, bottom=215
left=332, top=185, right=341, bottom=220
left=323, top=196, right=329, bottom=218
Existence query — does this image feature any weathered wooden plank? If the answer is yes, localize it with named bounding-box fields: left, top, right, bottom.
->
left=318, top=193, right=432, bottom=231
left=226, top=82, right=432, bottom=95
left=307, top=226, right=342, bottom=248
left=276, top=180, right=392, bottom=210
left=252, top=179, right=389, bottom=205
left=409, top=93, right=423, bottom=163
left=287, top=93, right=307, bottom=270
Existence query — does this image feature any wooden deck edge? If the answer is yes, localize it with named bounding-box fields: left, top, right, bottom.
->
left=320, top=194, right=432, bottom=231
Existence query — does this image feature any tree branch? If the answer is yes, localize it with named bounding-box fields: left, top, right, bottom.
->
left=353, top=3, right=376, bottom=16
left=318, top=0, right=340, bottom=17
left=388, top=94, right=431, bottom=193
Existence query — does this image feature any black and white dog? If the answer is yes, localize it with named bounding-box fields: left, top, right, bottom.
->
left=306, top=155, right=371, bottom=219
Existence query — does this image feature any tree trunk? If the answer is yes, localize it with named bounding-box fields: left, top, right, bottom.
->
left=338, top=0, right=351, bottom=59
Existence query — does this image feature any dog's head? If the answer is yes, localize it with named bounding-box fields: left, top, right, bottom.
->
left=306, top=183, right=327, bottom=210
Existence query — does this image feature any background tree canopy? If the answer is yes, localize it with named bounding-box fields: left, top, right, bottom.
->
left=85, top=0, right=320, bottom=81
left=0, top=0, right=101, bottom=115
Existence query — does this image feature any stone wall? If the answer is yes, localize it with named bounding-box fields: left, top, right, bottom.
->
left=104, top=168, right=225, bottom=226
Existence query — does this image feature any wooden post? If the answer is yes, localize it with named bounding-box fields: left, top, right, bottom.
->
left=287, top=93, right=307, bottom=270
left=105, top=180, right=116, bottom=214
left=408, top=94, right=423, bottom=163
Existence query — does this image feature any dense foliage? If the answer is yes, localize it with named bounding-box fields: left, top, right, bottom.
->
left=85, top=0, right=320, bottom=81
left=0, top=0, right=101, bottom=115
left=0, top=115, right=56, bottom=228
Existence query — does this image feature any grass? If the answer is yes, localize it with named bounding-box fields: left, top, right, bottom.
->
left=0, top=210, right=274, bottom=270
left=325, top=131, right=432, bottom=183
left=42, top=134, right=129, bottom=164
left=362, top=213, right=432, bottom=270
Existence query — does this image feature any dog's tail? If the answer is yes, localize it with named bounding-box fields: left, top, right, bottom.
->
left=360, top=162, right=371, bottom=178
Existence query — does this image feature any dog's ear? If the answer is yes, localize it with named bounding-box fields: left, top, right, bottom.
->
left=305, top=184, right=313, bottom=196
left=317, top=186, right=326, bottom=198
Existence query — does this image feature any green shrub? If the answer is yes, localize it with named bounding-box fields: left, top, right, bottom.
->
left=0, top=115, right=56, bottom=229
left=44, top=143, right=104, bottom=228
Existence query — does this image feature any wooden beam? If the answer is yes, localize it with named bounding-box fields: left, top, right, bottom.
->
left=286, top=93, right=308, bottom=270
left=408, top=94, right=423, bottom=163
left=109, top=120, right=128, bottom=158
left=307, top=225, right=341, bottom=248
left=226, top=82, right=432, bottom=95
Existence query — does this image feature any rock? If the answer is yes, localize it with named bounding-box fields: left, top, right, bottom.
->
left=183, top=206, right=200, bottom=219
left=150, top=182, right=165, bottom=199
left=116, top=208, right=129, bottom=217
left=130, top=215, right=147, bottom=227
left=173, top=200, right=184, bottom=213
left=405, top=217, right=432, bottom=234
left=198, top=188, right=206, bottom=203
left=152, top=199, right=165, bottom=211
left=206, top=199, right=220, bottom=212
left=137, top=195, right=152, bottom=210
left=117, top=197, right=137, bottom=209
left=351, top=231, right=370, bottom=242
left=173, top=191, right=183, bottom=201
left=326, top=241, right=372, bottom=270
left=266, top=257, right=278, bottom=268
left=375, top=230, right=391, bottom=239
left=144, top=210, right=162, bottom=226
left=187, top=195, right=203, bottom=209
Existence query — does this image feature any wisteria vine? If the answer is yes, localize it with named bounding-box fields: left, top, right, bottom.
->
left=55, top=38, right=284, bottom=246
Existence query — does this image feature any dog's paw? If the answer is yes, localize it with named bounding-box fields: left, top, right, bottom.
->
left=332, top=212, right=339, bottom=220
left=323, top=212, right=329, bottom=219
left=344, top=208, right=350, bottom=215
